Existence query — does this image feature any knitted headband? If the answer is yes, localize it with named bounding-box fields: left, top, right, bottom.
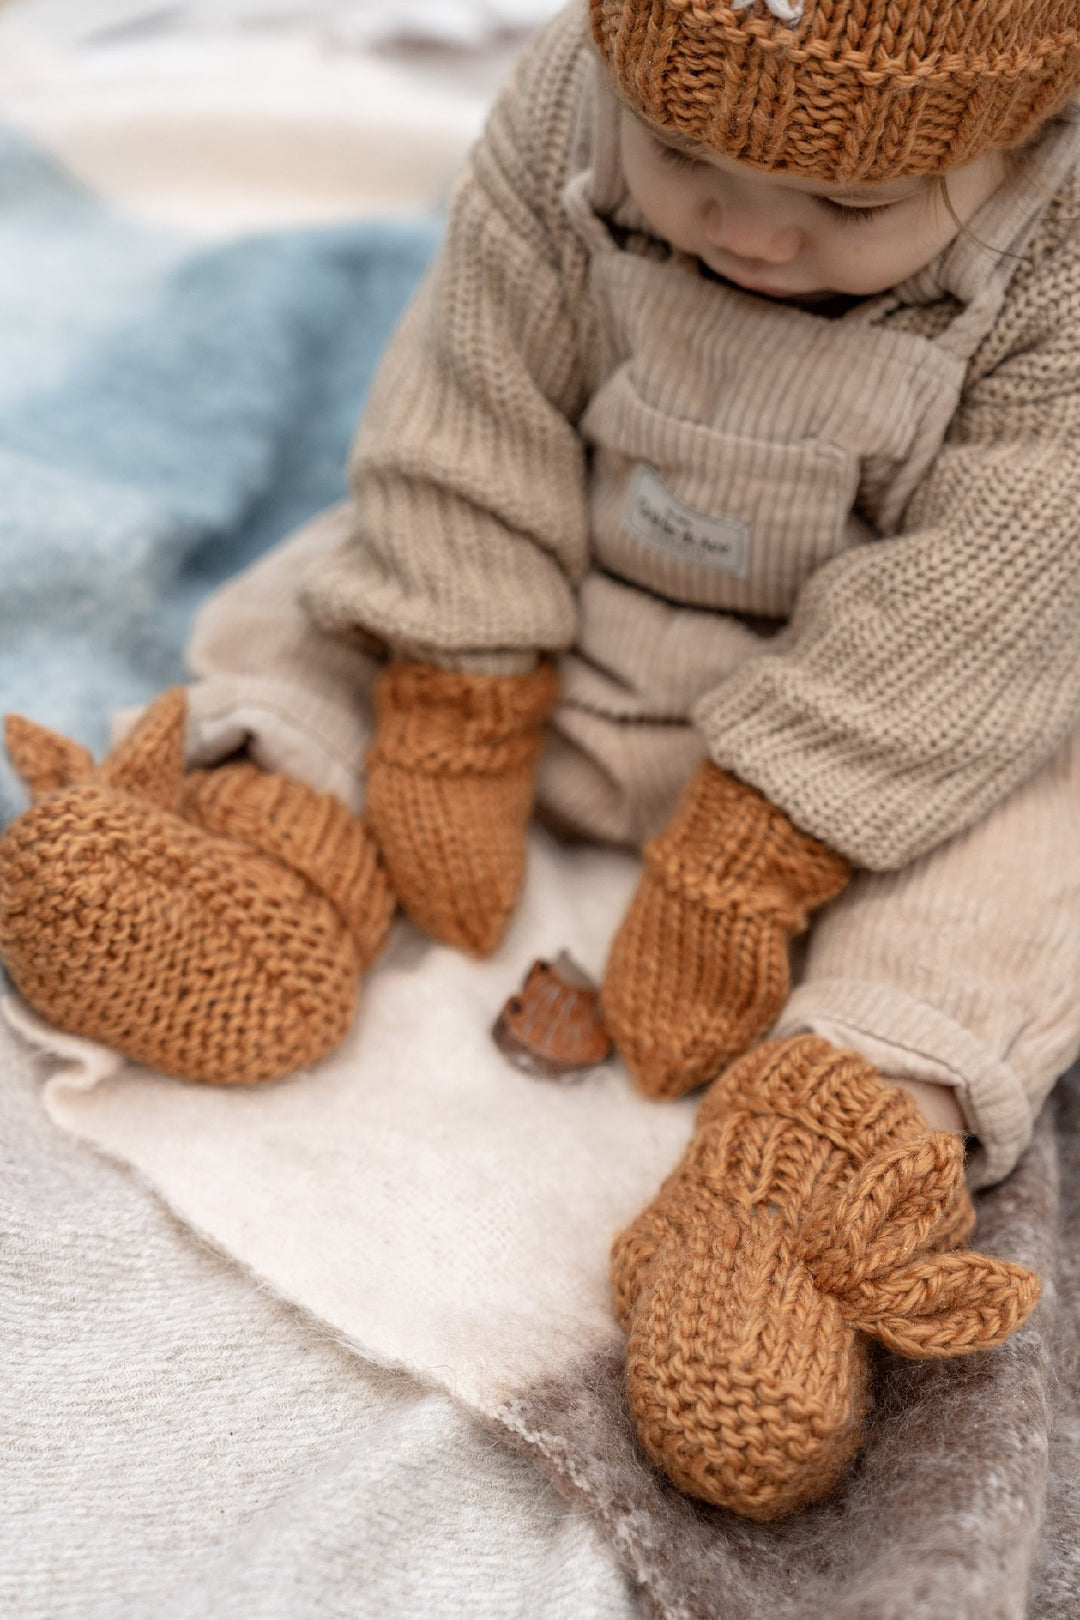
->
left=590, top=0, right=1080, bottom=182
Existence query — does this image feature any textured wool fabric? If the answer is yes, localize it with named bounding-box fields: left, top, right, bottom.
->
left=590, top=0, right=1080, bottom=182
left=0, top=94, right=647, bottom=1620
left=0, top=122, right=441, bottom=831
left=365, top=660, right=559, bottom=956
left=5, top=828, right=694, bottom=1412
left=496, top=1077, right=1080, bottom=1620
left=4, top=67, right=1079, bottom=1611
left=303, top=4, right=1080, bottom=871
left=774, top=724, right=1080, bottom=1187
left=612, top=1036, right=1040, bottom=1519
left=184, top=503, right=385, bottom=818
left=0, top=690, right=395, bottom=1084
left=601, top=762, right=849, bottom=1098
left=0, top=1016, right=640, bottom=1620
left=7, top=893, right=1079, bottom=1617
left=190, top=506, right=1080, bottom=1186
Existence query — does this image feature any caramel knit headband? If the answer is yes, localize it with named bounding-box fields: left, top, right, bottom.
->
left=590, top=0, right=1080, bottom=182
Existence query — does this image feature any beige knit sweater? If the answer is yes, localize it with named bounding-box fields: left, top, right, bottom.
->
left=304, top=1, right=1080, bottom=872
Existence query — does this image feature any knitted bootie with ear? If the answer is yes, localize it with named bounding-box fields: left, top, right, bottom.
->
left=602, top=763, right=850, bottom=1099
left=364, top=661, right=559, bottom=958
left=612, top=1035, right=1041, bottom=1520
left=0, top=689, right=395, bottom=1084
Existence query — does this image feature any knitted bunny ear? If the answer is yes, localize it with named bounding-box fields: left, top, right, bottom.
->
left=100, top=687, right=186, bottom=813
left=843, top=1250, right=1042, bottom=1359
left=802, top=1133, right=975, bottom=1293
left=4, top=714, right=95, bottom=800
left=802, top=1132, right=1041, bottom=1358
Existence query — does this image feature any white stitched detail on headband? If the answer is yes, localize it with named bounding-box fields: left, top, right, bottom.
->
left=731, top=0, right=805, bottom=22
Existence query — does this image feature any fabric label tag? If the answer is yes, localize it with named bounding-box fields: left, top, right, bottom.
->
left=622, top=463, right=750, bottom=578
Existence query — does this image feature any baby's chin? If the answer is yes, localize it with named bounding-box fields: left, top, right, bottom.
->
left=772, top=285, right=854, bottom=305
left=700, top=261, right=850, bottom=305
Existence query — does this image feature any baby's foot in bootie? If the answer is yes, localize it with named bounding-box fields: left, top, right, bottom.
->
left=0, top=690, right=396, bottom=1084
left=365, top=662, right=558, bottom=958
left=611, top=1035, right=1041, bottom=1520
left=601, top=764, right=849, bottom=1100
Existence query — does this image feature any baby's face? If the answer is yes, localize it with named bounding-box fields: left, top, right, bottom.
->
left=619, top=108, right=1006, bottom=300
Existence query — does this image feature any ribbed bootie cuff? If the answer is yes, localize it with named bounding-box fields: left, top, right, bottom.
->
left=646, top=762, right=850, bottom=927
left=700, top=1034, right=929, bottom=1164
left=370, top=662, right=559, bottom=776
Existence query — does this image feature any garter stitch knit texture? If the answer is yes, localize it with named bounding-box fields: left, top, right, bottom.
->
left=365, top=662, right=559, bottom=957
left=0, top=690, right=395, bottom=1084
left=590, top=0, right=1080, bottom=182
left=612, top=1034, right=1042, bottom=1518
left=601, top=762, right=849, bottom=1098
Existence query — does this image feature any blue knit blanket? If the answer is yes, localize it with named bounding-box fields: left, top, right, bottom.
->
left=0, top=125, right=437, bottom=823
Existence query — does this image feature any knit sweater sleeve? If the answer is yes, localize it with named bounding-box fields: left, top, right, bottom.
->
left=694, top=208, right=1080, bottom=872
left=302, top=6, right=594, bottom=674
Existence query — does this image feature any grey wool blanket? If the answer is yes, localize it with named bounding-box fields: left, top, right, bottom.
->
left=7, top=861, right=1080, bottom=1620
left=1, top=84, right=1078, bottom=1620
left=508, top=1077, right=1080, bottom=1620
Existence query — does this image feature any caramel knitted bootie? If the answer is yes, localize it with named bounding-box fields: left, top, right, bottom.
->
left=364, top=661, right=558, bottom=958
left=0, top=689, right=395, bottom=1083
left=612, top=1035, right=1041, bottom=1520
left=601, top=763, right=850, bottom=1099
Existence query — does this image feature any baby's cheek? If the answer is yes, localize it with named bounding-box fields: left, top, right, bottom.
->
left=821, top=231, right=935, bottom=296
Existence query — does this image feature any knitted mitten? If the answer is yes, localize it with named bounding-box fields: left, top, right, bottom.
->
left=601, top=762, right=850, bottom=1098
left=364, top=661, right=558, bottom=957
left=612, top=1034, right=1041, bottom=1520
left=0, top=689, right=395, bottom=1083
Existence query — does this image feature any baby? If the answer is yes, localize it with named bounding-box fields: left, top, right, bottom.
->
left=8, top=0, right=1080, bottom=1518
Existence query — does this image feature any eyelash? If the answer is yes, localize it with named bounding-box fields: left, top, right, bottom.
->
left=650, top=138, right=894, bottom=224
left=653, top=142, right=700, bottom=171
left=814, top=197, right=890, bottom=226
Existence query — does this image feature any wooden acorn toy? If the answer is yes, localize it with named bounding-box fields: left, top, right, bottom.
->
left=0, top=689, right=395, bottom=1083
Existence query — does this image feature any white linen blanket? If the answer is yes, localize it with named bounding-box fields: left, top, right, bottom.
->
left=5, top=837, right=695, bottom=1416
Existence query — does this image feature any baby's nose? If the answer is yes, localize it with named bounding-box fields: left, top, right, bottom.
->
left=704, top=200, right=800, bottom=264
